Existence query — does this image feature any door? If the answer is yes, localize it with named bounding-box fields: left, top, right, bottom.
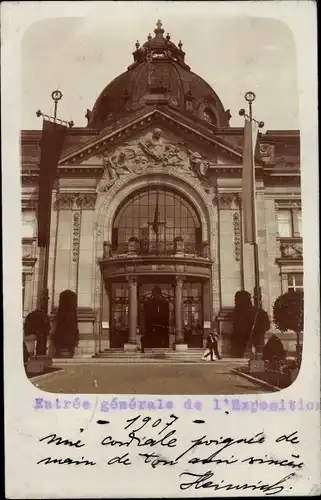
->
left=139, top=283, right=174, bottom=348
left=110, top=282, right=129, bottom=348
left=183, top=282, right=203, bottom=347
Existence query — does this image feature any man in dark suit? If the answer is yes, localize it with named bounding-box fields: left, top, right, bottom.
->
left=202, top=331, right=221, bottom=361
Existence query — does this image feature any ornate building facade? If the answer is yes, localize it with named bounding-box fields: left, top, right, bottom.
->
left=21, top=22, right=302, bottom=356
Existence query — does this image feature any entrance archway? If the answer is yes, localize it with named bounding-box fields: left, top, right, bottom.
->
left=95, top=170, right=220, bottom=351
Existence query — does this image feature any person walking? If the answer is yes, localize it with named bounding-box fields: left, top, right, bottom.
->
left=202, top=332, right=218, bottom=362
left=212, top=331, right=221, bottom=360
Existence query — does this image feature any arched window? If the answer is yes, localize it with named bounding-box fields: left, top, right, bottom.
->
left=203, top=108, right=217, bottom=126
left=112, top=188, right=202, bottom=255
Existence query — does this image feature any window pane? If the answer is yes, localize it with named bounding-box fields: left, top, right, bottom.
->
left=294, top=273, right=303, bottom=287
left=113, top=188, right=201, bottom=255
left=288, top=273, right=303, bottom=291
left=277, top=209, right=292, bottom=237
left=288, top=274, right=295, bottom=287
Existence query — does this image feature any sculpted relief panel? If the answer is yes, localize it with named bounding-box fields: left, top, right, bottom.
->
left=97, top=128, right=215, bottom=197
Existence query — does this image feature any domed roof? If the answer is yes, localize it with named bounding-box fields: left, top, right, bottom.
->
left=88, top=21, right=231, bottom=129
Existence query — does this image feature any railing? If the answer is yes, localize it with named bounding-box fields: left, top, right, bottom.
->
left=113, top=240, right=203, bottom=257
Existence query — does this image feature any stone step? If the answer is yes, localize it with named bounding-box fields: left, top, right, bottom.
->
left=52, top=356, right=246, bottom=366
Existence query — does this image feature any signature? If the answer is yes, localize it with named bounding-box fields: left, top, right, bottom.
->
left=179, top=471, right=296, bottom=495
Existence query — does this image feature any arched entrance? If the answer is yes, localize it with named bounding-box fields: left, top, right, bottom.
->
left=95, top=171, right=219, bottom=352
left=100, top=185, right=210, bottom=349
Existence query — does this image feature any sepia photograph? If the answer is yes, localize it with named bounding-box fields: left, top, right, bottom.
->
left=21, top=12, right=303, bottom=395
left=3, top=2, right=319, bottom=498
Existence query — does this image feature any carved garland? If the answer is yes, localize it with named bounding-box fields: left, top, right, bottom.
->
left=233, top=212, right=241, bottom=262
left=72, top=212, right=81, bottom=262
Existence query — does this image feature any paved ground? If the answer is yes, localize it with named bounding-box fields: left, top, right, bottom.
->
left=31, top=360, right=269, bottom=394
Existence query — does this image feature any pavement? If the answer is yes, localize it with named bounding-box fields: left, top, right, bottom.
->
left=31, top=360, right=269, bottom=394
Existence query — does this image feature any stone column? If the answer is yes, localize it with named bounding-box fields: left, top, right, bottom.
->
left=174, top=277, right=187, bottom=351
left=124, top=276, right=138, bottom=351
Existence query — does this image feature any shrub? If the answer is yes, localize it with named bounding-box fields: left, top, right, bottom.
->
left=52, top=290, right=79, bottom=357
left=273, top=290, right=303, bottom=361
left=24, top=309, right=50, bottom=355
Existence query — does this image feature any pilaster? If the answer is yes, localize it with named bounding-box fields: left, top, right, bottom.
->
left=215, top=192, right=242, bottom=307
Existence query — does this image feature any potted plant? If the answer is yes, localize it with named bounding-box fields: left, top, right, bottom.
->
left=52, top=290, right=79, bottom=357
left=273, top=290, right=304, bottom=366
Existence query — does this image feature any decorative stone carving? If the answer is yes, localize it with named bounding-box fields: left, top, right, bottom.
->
left=175, top=276, right=184, bottom=287
left=72, top=212, right=81, bottom=262
left=260, top=144, right=275, bottom=162
left=56, top=193, right=74, bottom=209
left=174, top=236, right=184, bottom=255
left=188, top=150, right=209, bottom=179
left=76, top=193, right=97, bottom=209
left=127, top=275, right=137, bottom=286
left=233, top=212, right=241, bottom=262
left=280, top=242, right=303, bottom=259
left=215, top=193, right=241, bottom=209
left=103, top=241, right=112, bottom=259
left=97, top=128, right=216, bottom=195
left=57, top=192, right=96, bottom=210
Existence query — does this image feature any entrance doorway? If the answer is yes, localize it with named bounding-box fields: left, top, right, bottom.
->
left=108, top=279, right=205, bottom=349
left=139, top=283, right=174, bottom=348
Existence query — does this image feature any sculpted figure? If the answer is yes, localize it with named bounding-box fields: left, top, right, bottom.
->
left=99, top=152, right=120, bottom=191
left=188, top=150, right=210, bottom=179
left=139, top=128, right=167, bottom=163
left=163, top=143, right=184, bottom=168
left=139, top=128, right=185, bottom=169
left=280, top=243, right=303, bottom=258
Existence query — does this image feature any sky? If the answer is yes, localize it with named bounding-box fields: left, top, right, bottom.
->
left=21, top=9, right=299, bottom=131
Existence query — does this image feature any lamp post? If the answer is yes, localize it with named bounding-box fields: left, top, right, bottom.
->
left=239, top=92, right=264, bottom=310
left=35, top=91, right=73, bottom=314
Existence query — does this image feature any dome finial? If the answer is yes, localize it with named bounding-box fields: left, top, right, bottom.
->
left=178, top=40, right=183, bottom=50
left=135, top=40, right=140, bottom=50
left=154, top=19, right=165, bottom=37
